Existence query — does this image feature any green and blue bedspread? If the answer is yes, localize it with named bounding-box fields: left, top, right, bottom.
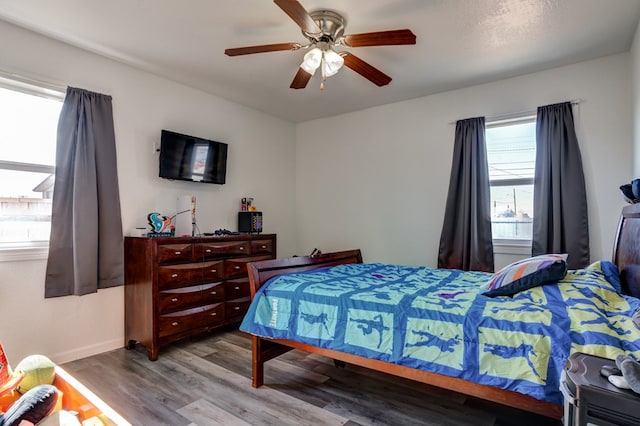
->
left=240, top=261, right=640, bottom=404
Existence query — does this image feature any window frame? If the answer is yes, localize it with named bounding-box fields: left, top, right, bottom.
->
left=485, top=114, right=537, bottom=254
left=0, top=73, right=65, bottom=261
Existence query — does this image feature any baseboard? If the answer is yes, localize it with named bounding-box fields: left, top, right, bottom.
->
left=52, top=337, right=123, bottom=365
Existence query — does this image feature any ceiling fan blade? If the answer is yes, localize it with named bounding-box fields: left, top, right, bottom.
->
left=342, top=29, right=416, bottom=47
left=290, top=67, right=313, bottom=89
left=225, top=42, right=301, bottom=56
left=274, top=0, right=322, bottom=35
left=342, top=52, right=392, bottom=87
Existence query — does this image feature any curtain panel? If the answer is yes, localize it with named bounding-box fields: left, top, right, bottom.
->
left=438, top=117, right=494, bottom=272
left=45, top=87, right=124, bottom=297
left=532, top=101, right=589, bottom=269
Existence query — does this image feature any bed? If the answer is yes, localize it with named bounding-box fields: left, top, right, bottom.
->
left=239, top=204, right=640, bottom=419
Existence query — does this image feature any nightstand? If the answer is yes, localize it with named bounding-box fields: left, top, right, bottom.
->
left=561, top=352, right=640, bottom=426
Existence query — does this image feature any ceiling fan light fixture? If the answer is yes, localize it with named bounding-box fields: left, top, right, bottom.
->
left=301, top=47, right=322, bottom=74
left=322, top=49, right=344, bottom=77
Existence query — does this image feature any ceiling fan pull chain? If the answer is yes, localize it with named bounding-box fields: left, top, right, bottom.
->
left=320, top=53, right=326, bottom=90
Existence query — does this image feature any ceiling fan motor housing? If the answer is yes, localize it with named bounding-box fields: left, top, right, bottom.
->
left=304, top=9, right=346, bottom=43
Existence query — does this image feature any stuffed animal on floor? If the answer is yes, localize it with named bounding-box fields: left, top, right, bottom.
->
left=13, top=355, right=55, bottom=394
left=0, top=349, right=60, bottom=426
left=0, top=384, right=58, bottom=426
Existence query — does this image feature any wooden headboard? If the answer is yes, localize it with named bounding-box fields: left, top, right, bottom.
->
left=612, top=203, right=640, bottom=297
left=246, top=249, right=363, bottom=298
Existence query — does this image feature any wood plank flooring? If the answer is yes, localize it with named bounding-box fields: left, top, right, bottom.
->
left=61, top=330, right=563, bottom=426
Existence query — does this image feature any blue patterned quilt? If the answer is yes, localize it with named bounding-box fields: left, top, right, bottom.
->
left=239, top=261, right=640, bottom=404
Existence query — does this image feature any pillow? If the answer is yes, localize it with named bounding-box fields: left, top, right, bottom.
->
left=482, top=253, right=568, bottom=297
left=600, top=260, right=623, bottom=294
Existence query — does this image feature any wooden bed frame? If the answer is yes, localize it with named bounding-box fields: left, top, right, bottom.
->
left=245, top=204, right=640, bottom=420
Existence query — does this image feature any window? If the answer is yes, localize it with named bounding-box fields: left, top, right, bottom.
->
left=0, top=76, right=64, bottom=250
left=485, top=116, right=536, bottom=246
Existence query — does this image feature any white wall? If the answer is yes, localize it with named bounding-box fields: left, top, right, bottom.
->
left=296, top=53, right=633, bottom=269
left=632, top=20, right=640, bottom=176
left=0, top=20, right=297, bottom=363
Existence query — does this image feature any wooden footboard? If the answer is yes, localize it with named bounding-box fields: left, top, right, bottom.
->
left=245, top=249, right=563, bottom=420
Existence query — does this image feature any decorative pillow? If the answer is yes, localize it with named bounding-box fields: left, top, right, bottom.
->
left=482, top=253, right=568, bottom=297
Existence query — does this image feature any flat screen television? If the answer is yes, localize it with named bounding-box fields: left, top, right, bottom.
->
left=159, top=129, right=228, bottom=184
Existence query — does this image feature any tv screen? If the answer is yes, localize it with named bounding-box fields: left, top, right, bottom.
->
left=159, top=130, right=228, bottom=184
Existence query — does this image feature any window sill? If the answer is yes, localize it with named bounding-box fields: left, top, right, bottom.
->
left=493, top=240, right=532, bottom=256
left=0, top=243, right=49, bottom=262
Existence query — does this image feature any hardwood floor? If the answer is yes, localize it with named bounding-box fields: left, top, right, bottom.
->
left=61, top=330, right=563, bottom=426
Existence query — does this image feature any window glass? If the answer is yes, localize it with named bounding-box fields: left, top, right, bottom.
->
left=0, top=83, right=63, bottom=245
left=486, top=119, right=536, bottom=242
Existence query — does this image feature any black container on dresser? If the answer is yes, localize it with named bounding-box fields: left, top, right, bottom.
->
left=124, top=234, right=276, bottom=360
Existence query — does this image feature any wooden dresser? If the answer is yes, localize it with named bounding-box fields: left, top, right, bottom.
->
left=124, top=234, right=276, bottom=360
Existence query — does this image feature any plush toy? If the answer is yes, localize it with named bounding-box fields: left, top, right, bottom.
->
left=14, top=355, right=56, bottom=394
left=0, top=348, right=59, bottom=425
left=0, top=384, right=58, bottom=426
left=610, top=354, right=640, bottom=395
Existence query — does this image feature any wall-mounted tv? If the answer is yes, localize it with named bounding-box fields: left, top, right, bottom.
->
left=159, top=129, right=228, bottom=184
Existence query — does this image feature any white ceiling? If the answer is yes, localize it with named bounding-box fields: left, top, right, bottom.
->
left=0, top=0, right=639, bottom=123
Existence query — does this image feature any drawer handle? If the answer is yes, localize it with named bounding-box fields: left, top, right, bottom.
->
left=175, top=251, right=181, bottom=255
left=234, top=306, right=240, bottom=310
left=234, top=286, right=240, bottom=290
left=239, top=247, right=244, bottom=251
left=210, top=312, right=217, bottom=316
left=172, top=321, right=179, bottom=327
left=205, top=249, right=211, bottom=253
left=234, top=266, right=241, bottom=270
left=211, top=291, right=217, bottom=295
left=211, top=269, right=217, bottom=273
left=171, top=273, right=178, bottom=278
left=171, top=298, right=178, bottom=302
left=261, top=245, right=267, bottom=249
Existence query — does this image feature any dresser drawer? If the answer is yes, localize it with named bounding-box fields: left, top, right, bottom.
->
left=224, top=278, right=250, bottom=300
left=193, top=241, right=250, bottom=259
left=225, top=297, right=251, bottom=321
left=201, top=282, right=225, bottom=304
left=158, top=284, right=203, bottom=313
left=199, top=260, right=224, bottom=283
left=158, top=264, right=200, bottom=289
left=251, top=239, right=273, bottom=255
left=157, top=244, right=192, bottom=264
left=201, top=303, right=225, bottom=326
left=224, top=255, right=272, bottom=279
left=158, top=306, right=203, bottom=338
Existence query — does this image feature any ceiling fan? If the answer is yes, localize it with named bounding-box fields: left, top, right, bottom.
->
left=224, top=0, right=416, bottom=90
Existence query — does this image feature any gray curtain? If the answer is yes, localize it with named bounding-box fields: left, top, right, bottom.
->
left=532, top=102, right=589, bottom=269
left=438, top=117, right=494, bottom=272
left=45, top=87, right=124, bottom=297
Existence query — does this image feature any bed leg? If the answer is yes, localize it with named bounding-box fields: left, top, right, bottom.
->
left=333, top=359, right=346, bottom=368
left=252, top=335, right=264, bottom=388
